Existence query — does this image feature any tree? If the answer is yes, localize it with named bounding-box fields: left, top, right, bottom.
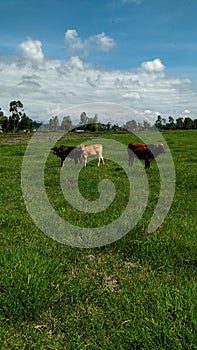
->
left=155, top=115, right=162, bottom=129
left=0, top=108, right=8, bottom=132
left=168, top=116, right=175, bottom=129
left=80, top=112, right=88, bottom=125
left=18, top=113, right=33, bottom=131
left=124, top=120, right=137, bottom=131
left=176, top=117, right=184, bottom=129
left=143, top=120, right=151, bottom=130
left=49, top=116, right=59, bottom=132
left=0, top=115, right=9, bottom=133
left=183, top=117, right=194, bottom=129
left=193, top=119, right=197, bottom=129
left=8, top=100, right=24, bottom=132
left=0, top=108, right=4, bottom=118
left=61, top=116, right=73, bottom=131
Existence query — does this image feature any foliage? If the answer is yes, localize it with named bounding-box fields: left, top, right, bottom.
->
left=0, top=101, right=35, bottom=133
left=49, top=115, right=59, bottom=132
left=1, top=100, right=197, bottom=135
left=61, top=115, right=73, bottom=131
left=155, top=115, right=197, bottom=130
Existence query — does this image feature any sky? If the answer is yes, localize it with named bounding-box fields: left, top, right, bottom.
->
left=0, top=0, right=197, bottom=125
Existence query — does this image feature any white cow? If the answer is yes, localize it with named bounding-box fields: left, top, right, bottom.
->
left=80, top=143, right=104, bottom=167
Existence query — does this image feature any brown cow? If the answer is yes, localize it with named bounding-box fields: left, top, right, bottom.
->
left=51, top=145, right=83, bottom=167
left=128, top=142, right=165, bottom=168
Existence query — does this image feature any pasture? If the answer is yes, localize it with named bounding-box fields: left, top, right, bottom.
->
left=0, top=130, right=196, bottom=349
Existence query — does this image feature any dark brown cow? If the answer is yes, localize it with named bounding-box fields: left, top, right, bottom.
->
left=51, top=145, right=83, bottom=167
left=128, top=142, right=165, bottom=168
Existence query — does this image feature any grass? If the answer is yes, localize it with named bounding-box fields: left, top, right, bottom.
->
left=0, top=130, right=196, bottom=349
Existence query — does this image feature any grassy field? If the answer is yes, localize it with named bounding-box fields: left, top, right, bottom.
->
left=0, top=130, right=196, bottom=349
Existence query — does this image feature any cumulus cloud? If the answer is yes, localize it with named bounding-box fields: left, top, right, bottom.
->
left=183, top=109, right=190, bottom=114
left=91, top=32, right=115, bottom=52
left=123, top=92, right=141, bottom=100
left=65, top=29, right=115, bottom=57
left=0, top=48, right=196, bottom=124
left=68, top=56, right=84, bottom=70
left=18, top=38, right=44, bottom=64
left=65, top=29, right=88, bottom=56
left=141, top=58, right=165, bottom=73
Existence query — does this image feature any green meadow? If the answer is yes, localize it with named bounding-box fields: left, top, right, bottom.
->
left=0, top=130, right=196, bottom=349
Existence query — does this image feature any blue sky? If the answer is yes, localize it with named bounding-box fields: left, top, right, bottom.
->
left=0, top=0, right=197, bottom=124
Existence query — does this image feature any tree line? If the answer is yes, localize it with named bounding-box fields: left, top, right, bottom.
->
left=0, top=101, right=41, bottom=133
left=1, top=101, right=197, bottom=133
left=155, top=115, right=197, bottom=130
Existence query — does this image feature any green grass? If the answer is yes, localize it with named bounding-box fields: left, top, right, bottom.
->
left=0, top=131, right=196, bottom=349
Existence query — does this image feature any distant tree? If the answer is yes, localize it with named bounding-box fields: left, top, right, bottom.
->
left=143, top=120, right=151, bottom=129
left=106, top=121, right=112, bottom=131
left=168, top=116, right=175, bottom=129
left=176, top=117, right=184, bottom=129
left=8, top=100, right=24, bottom=132
left=155, top=115, right=162, bottom=129
left=0, top=115, right=9, bottom=132
left=0, top=108, right=4, bottom=118
left=33, top=121, right=42, bottom=130
left=183, top=117, right=194, bottom=129
left=111, top=123, right=120, bottom=131
left=80, top=112, right=88, bottom=125
left=89, top=114, right=99, bottom=131
left=124, top=120, right=137, bottom=131
left=162, top=118, right=166, bottom=127
left=0, top=108, right=8, bottom=132
left=193, top=119, right=197, bottom=129
left=18, top=113, right=33, bottom=131
left=61, top=116, right=73, bottom=131
left=49, top=116, right=59, bottom=132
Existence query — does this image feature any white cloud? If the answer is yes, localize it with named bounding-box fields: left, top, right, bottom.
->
left=183, top=109, right=190, bottom=114
left=0, top=45, right=196, bottom=125
left=69, top=56, right=84, bottom=70
left=65, top=29, right=88, bottom=56
left=123, top=92, right=141, bottom=100
left=141, top=58, right=165, bottom=73
left=144, top=109, right=152, bottom=115
left=91, top=32, right=115, bottom=52
left=65, top=29, right=115, bottom=56
left=18, top=38, right=44, bottom=64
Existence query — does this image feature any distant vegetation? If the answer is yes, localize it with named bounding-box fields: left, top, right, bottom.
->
left=1, top=100, right=197, bottom=133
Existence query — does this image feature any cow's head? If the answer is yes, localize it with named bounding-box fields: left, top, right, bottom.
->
left=80, top=143, right=85, bottom=151
left=51, top=146, right=59, bottom=155
left=156, top=143, right=165, bottom=155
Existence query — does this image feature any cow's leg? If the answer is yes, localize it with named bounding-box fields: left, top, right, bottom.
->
left=145, top=159, right=150, bottom=168
left=128, top=153, right=134, bottom=167
left=128, top=148, right=133, bottom=167
left=101, top=156, right=104, bottom=165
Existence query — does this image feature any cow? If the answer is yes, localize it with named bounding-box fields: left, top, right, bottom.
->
left=80, top=143, right=104, bottom=167
left=51, top=145, right=83, bottom=167
left=128, top=142, right=165, bottom=169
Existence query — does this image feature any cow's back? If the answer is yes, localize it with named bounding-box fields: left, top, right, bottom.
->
left=128, top=142, right=150, bottom=159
